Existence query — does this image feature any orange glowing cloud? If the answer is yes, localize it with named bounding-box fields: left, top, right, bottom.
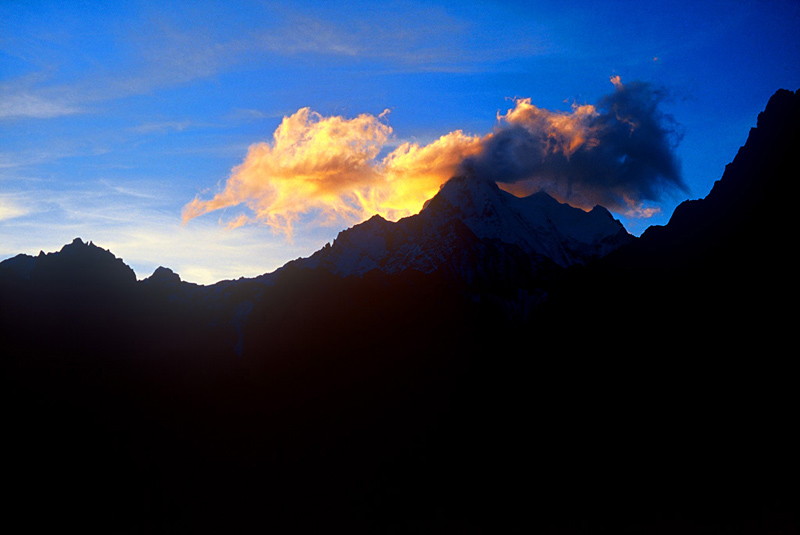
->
left=375, top=130, right=483, bottom=217
left=499, top=97, right=601, bottom=158
left=182, top=107, right=481, bottom=236
left=183, top=107, right=391, bottom=236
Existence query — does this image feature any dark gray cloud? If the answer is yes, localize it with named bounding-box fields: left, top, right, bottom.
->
left=460, top=77, right=686, bottom=214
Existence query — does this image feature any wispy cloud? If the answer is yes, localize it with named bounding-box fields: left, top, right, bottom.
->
left=131, top=120, right=196, bottom=134
left=97, top=179, right=161, bottom=200
left=0, top=91, right=84, bottom=120
left=0, top=194, right=30, bottom=221
left=0, top=72, right=86, bottom=119
left=226, top=108, right=283, bottom=122
left=253, top=2, right=554, bottom=72
left=0, top=4, right=246, bottom=120
left=1, top=0, right=558, bottom=121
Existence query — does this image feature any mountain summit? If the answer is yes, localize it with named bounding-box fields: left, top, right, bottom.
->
left=426, top=175, right=632, bottom=265
left=298, top=174, right=632, bottom=278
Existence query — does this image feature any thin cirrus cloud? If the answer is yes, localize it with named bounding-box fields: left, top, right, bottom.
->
left=0, top=195, right=30, bottom=222
left=183, top=76, right=686, bottom=236
left=254, top=4, right=553, bottom=70
left=0, top=4, right=245, bottom=120
left=0, top=1, right=554, bottom=120
left=0, top=90, right=84, bottom=120
left=0, top=71, right=87, bottom=120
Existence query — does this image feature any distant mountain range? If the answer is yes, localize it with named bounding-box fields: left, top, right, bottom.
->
left=2, top=88, right=798, bottom=534
left=0, top=153, right=635, bottom=360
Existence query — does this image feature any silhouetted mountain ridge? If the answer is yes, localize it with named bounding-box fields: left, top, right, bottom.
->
left=638, top=87, right=797, bottom=257
left=1, top=237, right=136, bottom=288
left=535, top=87, right=798, bottom=351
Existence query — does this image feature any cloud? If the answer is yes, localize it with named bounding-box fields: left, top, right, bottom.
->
left=131, top=120, right=195, bottom=134
left=0, top=195, right=30, bottom=221
left=254, top=3, right=551, bottom=72
left=182, top=107, right=393, bottom=235
left=0, top=4, right=247, bottom=121
left=184, top=77, right=684, bottom=235
left=462, top=76, right=686, bottom=214
left=182, top=107, right=482, bottom=236
left=0, top=72, right=86, bottom=120
left=372, top=130, right=484, bottom=217
left=0, top=92, right=84, bottom=120
left=1, top=0, right=555, bottom=124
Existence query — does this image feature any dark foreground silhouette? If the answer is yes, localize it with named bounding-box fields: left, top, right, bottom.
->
left=2, top=89, right=798, bottom=533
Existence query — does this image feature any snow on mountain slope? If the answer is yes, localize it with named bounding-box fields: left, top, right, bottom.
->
left=299, top=174, right=633, bottom=278
left=427, top=175, right=632, bottom=266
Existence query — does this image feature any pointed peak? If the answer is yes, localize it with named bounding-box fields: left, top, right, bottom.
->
left=146, top=266, right=182, bottom=284
left=441, top=174, right=501, bottom=193
left=60, top=237, right=108, bottom=256
left=365, top=213, right=388, bottom=223
left=60, top=237, right=87, bottom=252
left=342, top=213, right=389, bottom=235
left=424, top=175, right=507, bottom=213
left=520, top=189, right=562, bottom=206
left=589, top=204, right=613, bottom=217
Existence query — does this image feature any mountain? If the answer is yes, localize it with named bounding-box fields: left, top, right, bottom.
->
left=526, top=88, right=800, bottom=533
left=538, top=87, right=799, bottom=350
left=2, top=88, right=798, bottom=534
left=297, top=174, right=632, bottom=279
left=0, top=237, right=136, bottom=289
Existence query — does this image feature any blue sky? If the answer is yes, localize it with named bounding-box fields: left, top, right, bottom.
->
left=2, top=0, right=799, bottom=284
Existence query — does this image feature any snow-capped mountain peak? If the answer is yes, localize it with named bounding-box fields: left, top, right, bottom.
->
left=298, top=174, right=632, bottom=278
left=424, top=176, right=630, bottom=264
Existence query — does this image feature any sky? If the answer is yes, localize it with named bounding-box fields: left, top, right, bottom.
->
left=2, top=0, right=799, bottom=284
